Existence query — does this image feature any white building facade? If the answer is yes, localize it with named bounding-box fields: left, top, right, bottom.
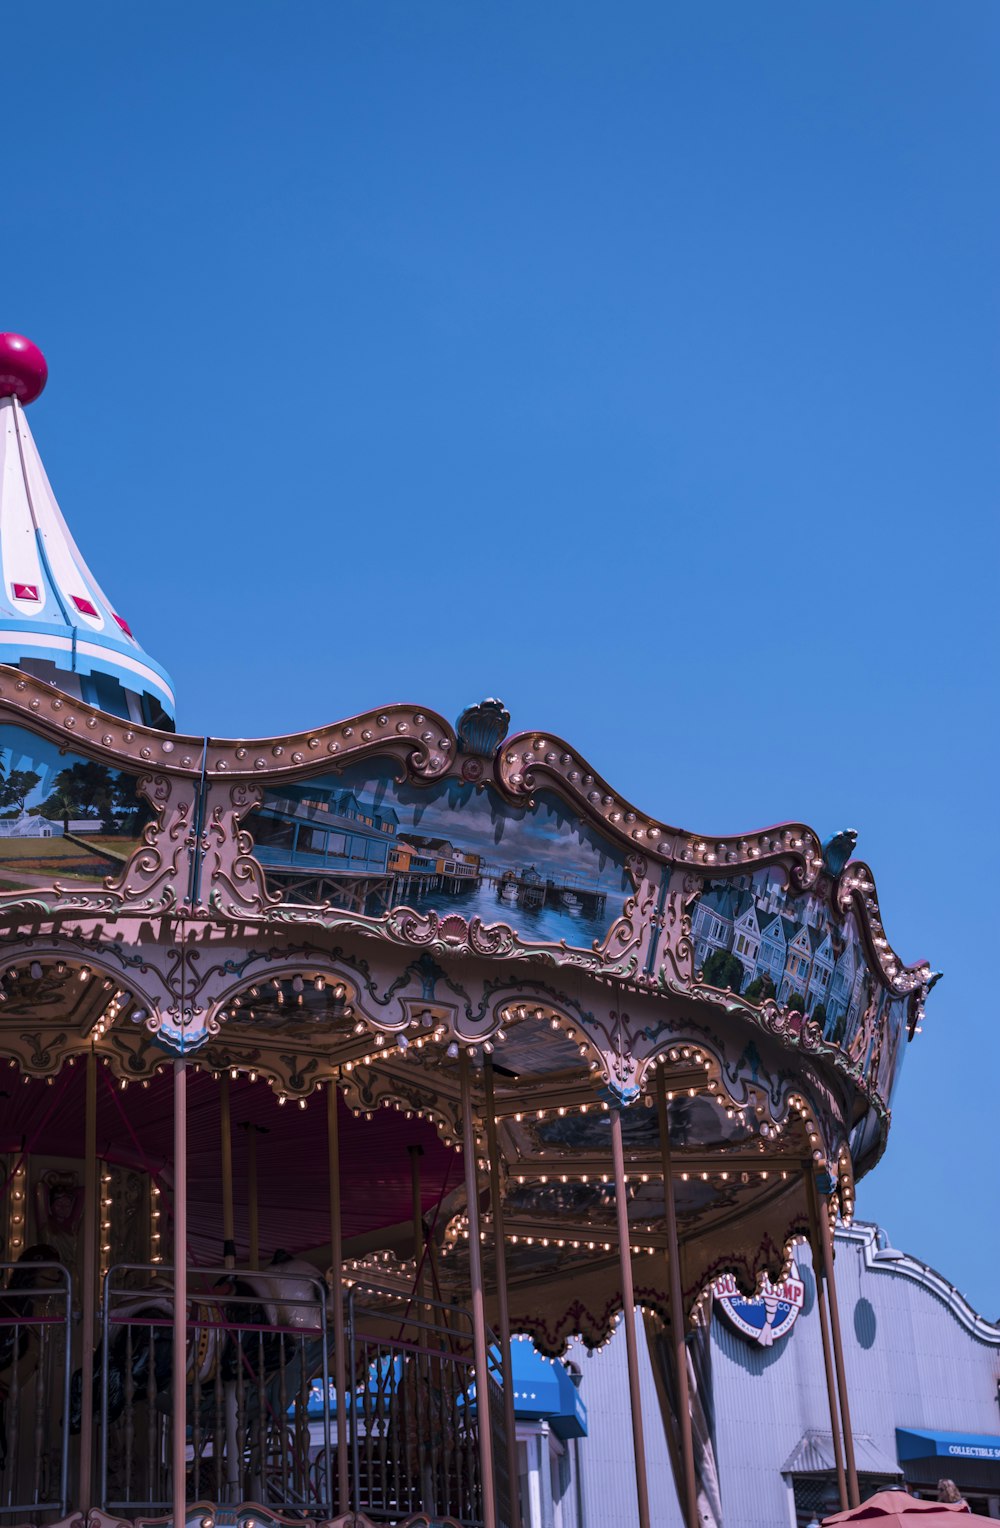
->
left=569, top=1223, right=1000, bottom=1525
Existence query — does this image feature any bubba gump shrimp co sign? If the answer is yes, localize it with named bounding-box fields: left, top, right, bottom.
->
left=713, top=1263, right=805, bottom=1347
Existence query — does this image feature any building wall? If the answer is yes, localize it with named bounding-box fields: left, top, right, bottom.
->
left=571, top=1224, right=1000, bottom=1527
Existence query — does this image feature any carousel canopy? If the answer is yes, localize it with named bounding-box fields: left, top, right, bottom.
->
left=0, top=334, right=940, bottom=1360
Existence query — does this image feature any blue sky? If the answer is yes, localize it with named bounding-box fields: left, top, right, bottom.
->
left=4, top=4, right=998, bottom=1314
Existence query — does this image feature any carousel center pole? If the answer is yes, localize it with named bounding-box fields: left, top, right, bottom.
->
left=814, top=1178, right=860, bottom=1507
left=173, top=1057, right=188, bottom=1528
left=656, top=1070, right=699, bottom=1528
left=610, top=1105, right=652, bottom=1528
left=326, top=1077, right=350, bottom=1517
left=483, top=1056, right=522, bottom=1528
left=219, top=1071, right=235, bottom=1269
left=806, top=1169, right=848, bottom=1511
left=458, top=1049, right=498, bottom=1528
left=78, top=1046, right=98, bottom=1509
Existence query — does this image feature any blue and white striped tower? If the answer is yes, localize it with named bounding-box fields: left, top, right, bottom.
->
left=0, top=334, right=175, bottom=728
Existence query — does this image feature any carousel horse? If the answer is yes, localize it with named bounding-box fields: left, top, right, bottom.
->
left=0, top=1244, right=64, bottom=1471
left=70, top=1251, right=325, bottom=1435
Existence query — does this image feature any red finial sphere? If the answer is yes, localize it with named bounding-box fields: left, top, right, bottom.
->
left=0, top=335, right=48, bottom=405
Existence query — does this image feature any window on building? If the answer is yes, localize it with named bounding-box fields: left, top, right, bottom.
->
left=252, top=815, right=294, bottom=851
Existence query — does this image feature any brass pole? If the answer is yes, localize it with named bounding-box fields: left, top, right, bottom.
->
left=815, top=1180, right=860, bottom=1507
left=484, top=1057, right=523, bottom=1528
left=78, top=1048, right=98, bottom=1508
left=656, top=1071, right=699, bottom=1528
left=219, top=1071, right=235, bottom=1269
left=610, top=1106, right=651, bottom=1528
left=459, top=1050, right=497, bottom=1528
left=327, top=1079, right=350, bottom=1515
left=172, top=1059, right=188, bottom=1526
left=408, top=1143, right=425, bottom=1299
left=806, top=1169, right=848, bottom=1510
left=245, top=1124, right=261, bottom=1271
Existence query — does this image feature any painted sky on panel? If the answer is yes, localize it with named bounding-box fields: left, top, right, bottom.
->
left=3, top=3, right=997, bottom=1315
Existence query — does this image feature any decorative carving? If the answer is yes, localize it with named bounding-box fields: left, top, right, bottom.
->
left=198, top=780, right=280, bottom=918
left=456, top=697, right=510, bottom=756
left=835, top=858, right=938, bottom=997
left=104, top=774, right=197, bottom=913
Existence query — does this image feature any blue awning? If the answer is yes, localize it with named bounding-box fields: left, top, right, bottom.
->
left=300, top=1344, right=588, bottom=1440
left=508, top=1338, right=588, bottom=1440
left=897, top=1428, right=1000, bottom=1465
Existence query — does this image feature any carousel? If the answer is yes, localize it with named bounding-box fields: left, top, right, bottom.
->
left=0, top=333, right=939, bottom=1528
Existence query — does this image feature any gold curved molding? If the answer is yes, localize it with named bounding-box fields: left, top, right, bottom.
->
left=494, top=727, right=824, bottom=884
left=202, top=704, right=456, bottom=782
left=0, top=666, right=205, bottom=772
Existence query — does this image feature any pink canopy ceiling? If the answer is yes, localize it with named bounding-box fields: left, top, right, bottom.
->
left=0, top=1062, right=458, bottom=1264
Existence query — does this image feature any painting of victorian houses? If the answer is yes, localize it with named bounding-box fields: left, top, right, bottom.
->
left=690, top=869, right=875, bottom=1057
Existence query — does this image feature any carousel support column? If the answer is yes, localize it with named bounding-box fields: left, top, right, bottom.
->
left=78, top=1047, right=98, bottom=1509
left=458, top=1049, right=497, bottom=1528
left=610, top=1106, right=651, bottom=1528
left=483, top=1058, right=522, bottom=1528
left=242, top=1124, right=262, bottom=1271
left=408, top=1144, right=425, bottom=1300
left=219, top=1074, right=239, bottom=1493
left=173, top=1058, right=188, bottom=1528
left=656, top=1071, right=699, bottom=1528
left=806, top=1170, right=848, bottom=1511
left=219, top=1072, right=235, bottom=1269
left=814, top=1177, right=860, bottom=1508
left=326, top=1079, right=350, bottom=1517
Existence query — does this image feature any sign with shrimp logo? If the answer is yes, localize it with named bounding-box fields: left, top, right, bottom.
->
left=713, top=1263, right=804, bottom=1347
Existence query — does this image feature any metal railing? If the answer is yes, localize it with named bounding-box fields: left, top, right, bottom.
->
left=0, top=1260, right=72, bottom=1518
left=346, top=1282, right=509, bottom=1528
left=0, top=1260, right=506, bottom=1526
left=99, top=1265, right=332, bottom=1518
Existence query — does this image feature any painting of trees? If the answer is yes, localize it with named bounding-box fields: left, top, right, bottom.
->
left=700, top=948, right=745, bottom=992
left=0, top=767, right=41, bottom=816
left=30, top=761, right=147, bottom=835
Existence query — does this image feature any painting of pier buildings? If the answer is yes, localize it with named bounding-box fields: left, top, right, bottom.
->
left=689, top=869, right=909, bottom=1093
left=251, top=762, right=630, bottom=949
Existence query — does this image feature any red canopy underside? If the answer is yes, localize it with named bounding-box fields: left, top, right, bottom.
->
left=0, top=1063, right=458, bottom=1264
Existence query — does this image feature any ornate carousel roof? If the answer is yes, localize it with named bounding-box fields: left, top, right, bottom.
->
left=0, top=336, right=940, bottom=1355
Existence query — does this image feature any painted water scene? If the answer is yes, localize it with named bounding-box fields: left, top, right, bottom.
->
left=0, top=724, right=150, bottom=892
left=251, top=761, right=632, bottom=949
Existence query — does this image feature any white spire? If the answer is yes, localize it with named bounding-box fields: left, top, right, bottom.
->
left=0, top=336, right=174, bottom=726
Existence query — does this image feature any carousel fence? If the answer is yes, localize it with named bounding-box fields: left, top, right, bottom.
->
left=0, top=1260, right=72, bottom=1519
left=99, top=1265, right=333, bottom=1519
left=346, top=1282, right=509, bottom=1528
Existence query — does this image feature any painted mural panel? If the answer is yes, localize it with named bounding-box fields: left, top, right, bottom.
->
left=250, top=761, right=634, bottom=953
left=0, top=724, right=151, bottom=894
left=688, top=867, right=908, bottom=1095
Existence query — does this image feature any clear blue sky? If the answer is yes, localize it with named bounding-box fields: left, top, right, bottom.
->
left=5, top=4, right=998, bottom=1314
